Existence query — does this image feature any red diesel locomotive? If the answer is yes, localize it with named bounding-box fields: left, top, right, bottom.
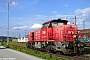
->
left=26, top=18, right=84, bottom=54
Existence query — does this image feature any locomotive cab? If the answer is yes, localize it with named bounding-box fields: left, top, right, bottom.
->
left=41, top=18, right=68, bottom=28
left=41, top=19, right=68, bottom=41
left=49, top=19, right=67, bottom=27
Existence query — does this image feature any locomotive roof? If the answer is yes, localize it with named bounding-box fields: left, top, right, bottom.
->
left=42, top=19, right=68, bottom=25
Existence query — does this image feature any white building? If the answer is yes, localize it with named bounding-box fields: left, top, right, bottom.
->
left=18, top=37, right=28, bottom=43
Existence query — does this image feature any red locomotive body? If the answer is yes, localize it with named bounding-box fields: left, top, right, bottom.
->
left=53, top=21, right=77, bottom=42
left=34, top=30, right=41, bottom=42
left=40, top=28, right=48, bottom=41
left=28, top=32, right=34, bottom=42
left=41, top=28, right=54, bottom=42
left=27, top=19, right=84, bottom=54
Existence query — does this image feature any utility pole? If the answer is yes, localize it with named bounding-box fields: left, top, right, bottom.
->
left=1, top=28, right=3, bottom=42
left=12, top=32, right=14, bottom=42
left=24, top=30, right=27, bottom=42
left=18, top=33, right=21, bottom=43
left=74, top=16, right=76, bottom=25
left=72, top=16, right=76, bottom=25
left=7, top=0, right=11, bottom=45
left=83, top=21, right=85, bottom=30
left=82, top=20, right=85, bottom=42
left=82, top=20, right=85, bottom=32
left=24, top=30, right=27, bottom=38
left=12, top=32, right=14, bottom=38
left=0, top=27, right=3, bottom=42
left=19, top=33, right=21, bottom=39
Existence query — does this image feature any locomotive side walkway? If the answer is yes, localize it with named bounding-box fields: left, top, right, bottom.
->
left=0, top=44, right=45, bottom=60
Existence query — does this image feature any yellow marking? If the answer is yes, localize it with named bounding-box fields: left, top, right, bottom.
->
left=73, top=35, right=76, bottom=38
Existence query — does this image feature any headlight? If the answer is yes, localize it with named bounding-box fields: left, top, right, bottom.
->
left=73, top=35, right=76, bottom=38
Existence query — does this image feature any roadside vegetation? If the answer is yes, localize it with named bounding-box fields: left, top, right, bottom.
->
left=1, top=41, right=90, bottom=60
left=1, top=42, right=71, bottom=60
left=83, top=47, right=90, bottom=56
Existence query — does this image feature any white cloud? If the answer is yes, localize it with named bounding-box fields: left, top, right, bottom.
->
left=75, top=7, right=90, bottom=19
left=30, top=23, right=42, bottom=29
left=52, top=11, right=58, bottom=14
left=11, top=1, right=18, bottom=7
left=75, top=7, right=90, bottom=29
left=12, top=25, right=28, bottom=30
left=75, top=7, right=90, bottom=20
left=75, top=7, right=90, bottom=14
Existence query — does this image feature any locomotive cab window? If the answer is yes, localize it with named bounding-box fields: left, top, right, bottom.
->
left=49, top=22, right=64, bottom=27
left=42, top=23, right=49, bottom=28
left=51, top=22, right=58, bottom=27
left=42, top=19, right=68, bottom=28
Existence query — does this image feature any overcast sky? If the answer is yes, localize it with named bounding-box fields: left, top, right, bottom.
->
left=0, top=0, right=90, bottom=37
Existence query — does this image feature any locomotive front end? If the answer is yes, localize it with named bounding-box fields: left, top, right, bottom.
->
left=51, top=19, right=84, bottom=54
left=61, top=24, right=84, bottom=54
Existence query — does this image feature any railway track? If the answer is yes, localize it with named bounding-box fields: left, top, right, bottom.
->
left=44, top=51, right=90, bottom=60
left=85, top=43, right=90, bottom=47
left=38, top=50, right=90, bottom=60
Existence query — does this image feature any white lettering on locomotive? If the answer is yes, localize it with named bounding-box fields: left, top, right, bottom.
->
left=68, top=31, right=74, bottom=34
left=42, top=31, right=46, bottom=34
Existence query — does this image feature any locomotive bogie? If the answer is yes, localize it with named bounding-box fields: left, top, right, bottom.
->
left=35, top=42, right=42, bottom=48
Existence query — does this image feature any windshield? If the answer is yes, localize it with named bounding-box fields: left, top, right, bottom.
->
left=42, top=24, right=48, bottom=28
left=51, top=22, right=63, bottom=27
left=42, top=22, right=65, bottom=28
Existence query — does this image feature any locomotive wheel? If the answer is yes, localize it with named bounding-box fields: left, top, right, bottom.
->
left=59, top=51, right=64, bottom=55
left=46, top=45, right=51, bottom=53
left=26, top=42, right=30, bottom=48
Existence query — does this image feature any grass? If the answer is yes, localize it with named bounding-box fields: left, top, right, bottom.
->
left=1, top=42, right=71, bottom=60
left=83, top=47, right=90, bottom=56
left=8, top=42, right=26, bottom=47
